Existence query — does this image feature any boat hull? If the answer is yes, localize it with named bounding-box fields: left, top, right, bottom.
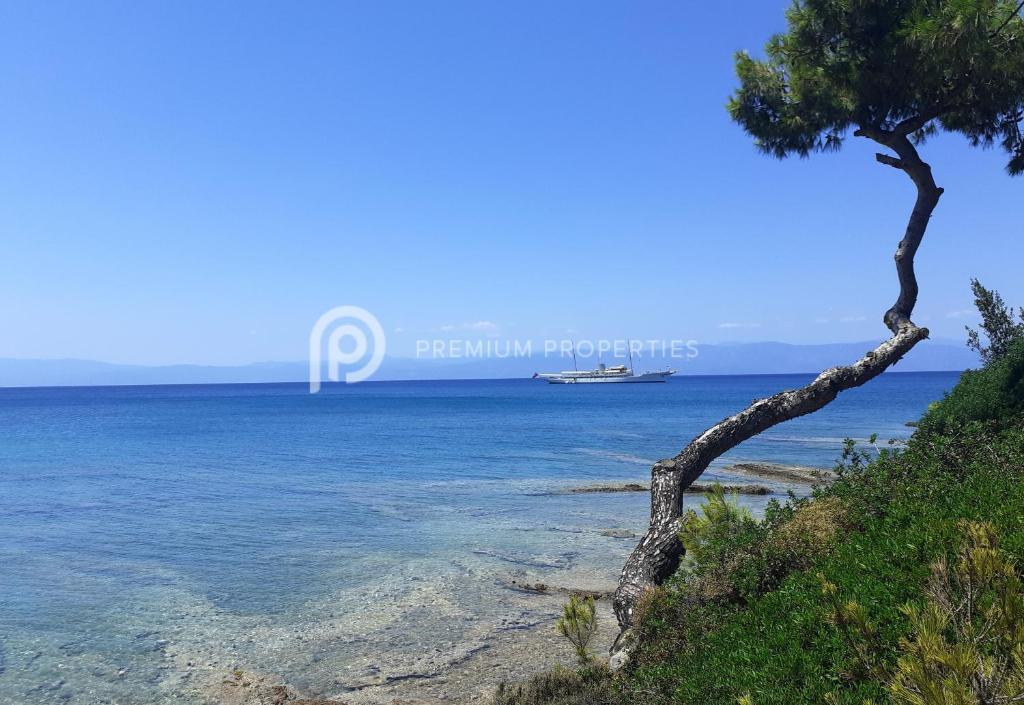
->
left=543, top=371, right=673, bottom=384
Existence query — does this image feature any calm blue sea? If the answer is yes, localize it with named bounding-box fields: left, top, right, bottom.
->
left=0, top=372, right=958, bottom=703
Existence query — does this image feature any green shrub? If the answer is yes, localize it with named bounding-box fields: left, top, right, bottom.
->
left=889, top=520, right=1024, bottom=705
left=555, top=595, right=598, bottom=666
left=768, top=497, right=851, bottom=575
left=673, top=483, right=765, bottom=602
left=680, top=483, right=754, bottom=569
left=661, top=485, right=850, bottom=610
left=822, top=521, right=1024, bottom=705
left=965, top=278, right=1024, bottom=366
left=921, top=338, right=1024, bottom=431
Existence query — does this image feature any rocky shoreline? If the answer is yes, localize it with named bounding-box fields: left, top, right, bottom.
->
left=208, top=462, right=829, bottom=705
left=210, top=585, right=620, bottom=705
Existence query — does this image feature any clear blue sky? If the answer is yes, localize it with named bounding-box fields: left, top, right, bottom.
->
left=1, top=1, right=1020, bottom=365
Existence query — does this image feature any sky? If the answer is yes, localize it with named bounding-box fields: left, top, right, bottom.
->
left=1, top=0, right=1021, bottom=366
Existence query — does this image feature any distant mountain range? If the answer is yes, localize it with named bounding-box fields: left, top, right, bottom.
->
left=0, top=339, right=979, bottom=388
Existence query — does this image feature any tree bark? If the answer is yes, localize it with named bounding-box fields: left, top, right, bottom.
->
left=610, top=128, right=944, bottom=662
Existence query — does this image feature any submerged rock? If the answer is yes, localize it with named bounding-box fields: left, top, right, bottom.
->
left=564, top=482, right=772, bottom=495
left=600, top=529, right=640, bottom=539
left=688, top=482, right=772, bottom=495
left=506, top=580, right=613, bottom=601
left=508, top=580, right=550, bottom=594
left=723, top=462, right=832, bottom=484
left=566, top=483, right=649, bottom=493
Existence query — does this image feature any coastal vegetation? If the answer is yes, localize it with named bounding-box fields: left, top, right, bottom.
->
left=966, top=279, right=1024, bottom=366
left=494, top=304, right=1024, bottom=704
left=555, top=595, right=599, bottom=666
left=614, top=0, right=1024, bottom=656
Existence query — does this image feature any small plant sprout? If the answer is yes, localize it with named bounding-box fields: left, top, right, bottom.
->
left=556, top=594, right=598, bottom=665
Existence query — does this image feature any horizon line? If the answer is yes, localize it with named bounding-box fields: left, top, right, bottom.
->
left=0, top=335, right=973, bottom=370
left=0, top=368, right=967, bottom=392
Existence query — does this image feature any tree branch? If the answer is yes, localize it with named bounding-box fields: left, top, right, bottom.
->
left=894, top=110, right=943, bottom=137
left=859, top=129, right=945, bottom=332
left=854, top=126, right=889, bottom=142
left=877, top=135, right=944, bottom=332
left=876, top=153, right=905, bottom=169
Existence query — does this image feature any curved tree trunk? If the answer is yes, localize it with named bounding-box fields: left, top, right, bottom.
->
left=610, top=129, right=944, bottom=662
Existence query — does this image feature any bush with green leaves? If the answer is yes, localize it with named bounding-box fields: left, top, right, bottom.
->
left=921, top=337, right=1024, bottom=431
left=679, top=483, right=754, bottom=571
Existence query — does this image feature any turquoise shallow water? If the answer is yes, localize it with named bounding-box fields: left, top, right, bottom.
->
left=0, top=372, right=959, bottom=703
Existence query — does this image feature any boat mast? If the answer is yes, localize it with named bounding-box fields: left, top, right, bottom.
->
left=628, top=339, right=634, bottom=375
left=571, top=339, right=578, bottom=372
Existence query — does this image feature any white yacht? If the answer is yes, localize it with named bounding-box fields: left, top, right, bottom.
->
left=533, top=362, right=675, bottom=384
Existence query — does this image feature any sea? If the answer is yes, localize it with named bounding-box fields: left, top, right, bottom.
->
left=0, top=372, right=959, bottom=703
